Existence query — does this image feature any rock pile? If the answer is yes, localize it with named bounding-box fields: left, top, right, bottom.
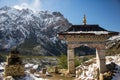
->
left=75, top=55, right=120, bottom=80
left=75, top=58, right=99, bottom=80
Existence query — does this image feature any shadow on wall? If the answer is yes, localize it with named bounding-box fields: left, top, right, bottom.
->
left=74, top=45, right=96, bottom=56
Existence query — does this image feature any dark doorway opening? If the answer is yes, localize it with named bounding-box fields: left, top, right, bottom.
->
left=74, top=45, right=96, bottom=56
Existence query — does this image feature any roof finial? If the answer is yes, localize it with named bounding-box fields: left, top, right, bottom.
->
left=83, top=14, right=86, bottom=25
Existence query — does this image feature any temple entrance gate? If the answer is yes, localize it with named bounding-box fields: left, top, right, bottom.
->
left=67, top=42, right=107, bottom=74
left=58, top=15, right=119, bottom=76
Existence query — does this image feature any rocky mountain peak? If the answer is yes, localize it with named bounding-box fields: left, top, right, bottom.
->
left=0, top=6, right=71, bottom=55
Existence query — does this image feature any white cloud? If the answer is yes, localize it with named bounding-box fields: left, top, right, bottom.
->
left=13, top=0, right=42, bottom=11
left=14, top=3, right=29, bottom=10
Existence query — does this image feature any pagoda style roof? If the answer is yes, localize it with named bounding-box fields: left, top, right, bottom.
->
left=67, top=25, right=107, bottom=31
left=59, top=24, right=119, bottom=35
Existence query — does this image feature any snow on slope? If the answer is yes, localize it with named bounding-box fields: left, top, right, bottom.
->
left=106, top=34, right=120, bottom=49
left=0, top=62, right=49, bottom=80
left=1, top=55, right=120, bottom=79
left=107, top=55, right=120, bottom=80
left=108, top=35, right=120, bottom=41
left=75, top=54, right=120, bottom=80
left=0, top=6, right=70, bottom=55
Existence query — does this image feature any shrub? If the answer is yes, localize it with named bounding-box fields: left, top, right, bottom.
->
left=58, top=53, right=67, bottom=69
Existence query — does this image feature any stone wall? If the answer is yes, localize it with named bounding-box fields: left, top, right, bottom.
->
left=4, top=65, right=25, bottom=77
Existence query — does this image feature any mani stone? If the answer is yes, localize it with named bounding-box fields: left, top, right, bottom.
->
left=4, top=48, right=25, bottom=77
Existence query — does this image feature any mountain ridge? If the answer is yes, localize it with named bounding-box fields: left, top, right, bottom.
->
left=0, top=6, right=71, bottom=55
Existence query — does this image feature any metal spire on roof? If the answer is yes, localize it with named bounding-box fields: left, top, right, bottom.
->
left=83, top=14, right=86, bottom=25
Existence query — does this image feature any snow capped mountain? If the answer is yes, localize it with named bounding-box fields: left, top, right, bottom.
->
left=0, top=6, right=71, bottom=55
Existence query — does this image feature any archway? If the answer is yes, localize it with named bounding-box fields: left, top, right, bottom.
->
left=67, top=43, right=107, bottom=74
left=58, top=15, right=119, bottom=77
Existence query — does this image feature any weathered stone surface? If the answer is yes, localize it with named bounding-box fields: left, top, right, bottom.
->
left=96, top=49, right=107, bottom=73
left=4, top=49, right=25, bottom=77
left=67, top=47, right=75, bottom=74
left=4, top=65, right=25, bottom=77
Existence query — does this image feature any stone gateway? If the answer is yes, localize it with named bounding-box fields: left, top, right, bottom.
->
left=58, top=15, right=119, bottom=79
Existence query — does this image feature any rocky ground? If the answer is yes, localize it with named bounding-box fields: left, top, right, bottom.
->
left=75, top=54, right=120, bottom=80
left=0, top=56, right=75, bottom=80
left=0, top=54, right=120, bottom=80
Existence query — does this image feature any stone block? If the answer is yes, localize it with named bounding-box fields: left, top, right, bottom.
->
left=4, top=65, right=25, bottom=77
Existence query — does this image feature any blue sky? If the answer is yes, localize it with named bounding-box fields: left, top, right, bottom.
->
left=0, top=0, right=120, bottom=32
